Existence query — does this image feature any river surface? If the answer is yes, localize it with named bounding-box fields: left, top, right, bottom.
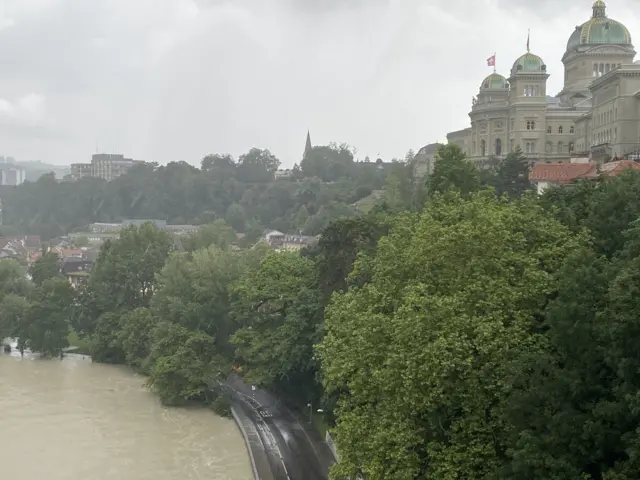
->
left=0, top=351, right=252, bottom=479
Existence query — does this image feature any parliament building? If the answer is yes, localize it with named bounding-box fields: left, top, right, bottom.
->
left=445, top=0, right=640, bottom=165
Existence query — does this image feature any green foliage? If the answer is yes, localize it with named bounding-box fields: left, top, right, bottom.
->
left=0, top=259, right=31, bottom=300
left=427, top=144, right=481, bottom=198
left=152, top=246, right=262, bottom=354
left=77, top=222, right=173, bottom=337
left=184, top=219, right=237, bottom=251
left=29, top=252, right=62, bottom=286
left=17, top=278, right=75, bottom=358
left=230, top=252, right=322, bottom=402
left=2, top=145, right=387, bottom=241
left=119, top=307, right=156, bottom=372
left=146, top=322, right=226, bottom=406
left=484, top=147, right=532, bottom=198
left=0, top=293, right=30, bottom=340
left=318, top=191, right=584, bottom=479
left=14, top=144, right=640, bottom=479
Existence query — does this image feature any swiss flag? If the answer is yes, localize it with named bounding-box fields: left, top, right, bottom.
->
left=487, top=55, right=496, bottom=67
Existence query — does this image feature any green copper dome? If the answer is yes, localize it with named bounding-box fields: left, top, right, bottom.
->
left=566, top=0, right=631, bottom=51
left=480, top=73, right=508, bottom=90
left=511, top=52, right=546, bottom=75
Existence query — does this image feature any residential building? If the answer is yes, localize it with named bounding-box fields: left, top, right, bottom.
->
left=0, top=235, right=42, bottom=264
left=71, top=220, right=200, bottom=245
left=0, top=167, right=26, bottom=186
left=447, top=1, right=640, bottom=166
left=60, top=258, right=93, bottom=289
left=71, top=154, right=144, bottom=181
left=262, top=230, right=318, bottom=252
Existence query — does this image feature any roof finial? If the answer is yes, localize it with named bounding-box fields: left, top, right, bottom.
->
left=526, top=29, right=530, bottom=52
left=592, top=0, right=606, bottom=18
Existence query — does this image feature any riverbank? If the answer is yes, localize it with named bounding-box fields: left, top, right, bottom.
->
left=67, top=330, right=92, bottom=355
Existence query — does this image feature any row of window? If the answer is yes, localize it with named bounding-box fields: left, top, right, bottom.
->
left=593, top=63, right=622, bottom=77
left=473, top=139, right=575, bottom=156
left=478, top=121, right=575, bottom=134
left=595, top=107, right=616, bottom=127
left=546, top=125, right=574, bottom=134
left=523, top=85, right=540, bottom=97
left=595, top=128, right=616, bottom=145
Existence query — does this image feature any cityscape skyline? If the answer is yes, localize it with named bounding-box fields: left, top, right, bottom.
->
left=1, top=0, right=640, bottom=167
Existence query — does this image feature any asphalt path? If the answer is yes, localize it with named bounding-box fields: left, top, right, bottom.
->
left=224, top=374, right=335, bottom=480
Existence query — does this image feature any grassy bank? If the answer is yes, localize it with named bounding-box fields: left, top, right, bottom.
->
left=67, top=330, right=92, bottom=356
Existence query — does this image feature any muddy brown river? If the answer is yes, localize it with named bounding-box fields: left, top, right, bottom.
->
left=0, top=352, right=252, bottom=479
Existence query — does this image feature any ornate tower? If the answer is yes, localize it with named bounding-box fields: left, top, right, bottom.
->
left=507, top=44, right=550, bottom=158
left=559, top=0, right=635, bottom=105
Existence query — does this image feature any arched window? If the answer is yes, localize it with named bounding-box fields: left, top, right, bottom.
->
left=545, top=142, right=552, bottom=153
left=495, top=138, right=502, bottom=156
left=569, top=142, right=574, bottom=153
left=481, top=140, right=486, bottom=156
left=557, top=142, right=564, bottom=153
left=547, top=126, right=552, bottom=134
left=570, top=125, right=574, bottom=134
left=558, top=125, right=563, bottom=134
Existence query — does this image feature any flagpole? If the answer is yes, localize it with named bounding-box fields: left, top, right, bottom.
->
left=493, top=52, right=496, bottom=72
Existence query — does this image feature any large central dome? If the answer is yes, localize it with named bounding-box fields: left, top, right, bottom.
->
left=566, top=0, right=631, bottom=51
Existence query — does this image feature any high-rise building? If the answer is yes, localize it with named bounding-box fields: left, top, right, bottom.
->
left=71, top=154, right=144, bottom=182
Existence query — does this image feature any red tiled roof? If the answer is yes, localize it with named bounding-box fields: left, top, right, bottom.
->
left=529, top=162, right=598, bottom=184
left=600, top=160, right=640, bottom=176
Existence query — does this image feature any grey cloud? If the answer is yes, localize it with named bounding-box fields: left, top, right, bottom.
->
left=0, top=0, right=638, bottom=166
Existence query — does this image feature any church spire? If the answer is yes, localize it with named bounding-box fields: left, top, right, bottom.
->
left=304, top=130, right=312, bottom=158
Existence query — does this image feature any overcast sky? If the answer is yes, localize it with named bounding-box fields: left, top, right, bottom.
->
left=1, top=0, right=639, bottom=167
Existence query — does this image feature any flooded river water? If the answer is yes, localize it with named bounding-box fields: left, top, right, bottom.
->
left=0, top=352, right=252, bottom=479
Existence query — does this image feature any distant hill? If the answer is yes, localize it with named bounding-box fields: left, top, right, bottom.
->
left=0, top=159, right=70, bottom=181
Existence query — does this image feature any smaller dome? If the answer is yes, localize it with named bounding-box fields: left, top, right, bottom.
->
left=511, top=52, right=546, bottom=75
left=480, top=73, right=508, bottom=90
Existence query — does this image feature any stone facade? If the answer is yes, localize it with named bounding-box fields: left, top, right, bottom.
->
left=448, top=1, right=640, bottom=165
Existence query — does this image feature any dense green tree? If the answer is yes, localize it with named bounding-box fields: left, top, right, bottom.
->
left=225, top=203, right=246, bottom=232
left=301, top=144, right=356, bottom=182
left=152, top=246, right=260, bottom=355
left=426, top=144, right=480, bottom=198
left=0, top=293, right=29, bottom=340
left=184, top=219, right=237, bottom=251
left=230, top=252, right=322, bottom=403
left=29, top=252, right=61, bottom=286
left=303, top=214, right=391, bottom=303
left=78, top=223, right=173, bottom=333
left=318, top=191, right=583, bottom=479
left=0, top=259, right=31, bottom=301
left=2, top=144, right=378, bottom=240
left=490, top=146, right=532, bottom=198
left=146, top=322, right=226, bottom=406
left=295, top=204, right=309, bottom=230
left=17, top=278, right=75, bottom=357
left=119, top=307, right=156, bottom=372
left=236, top=148, right=280, bottom=183
left=541, top=169, right=640, bottom=257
